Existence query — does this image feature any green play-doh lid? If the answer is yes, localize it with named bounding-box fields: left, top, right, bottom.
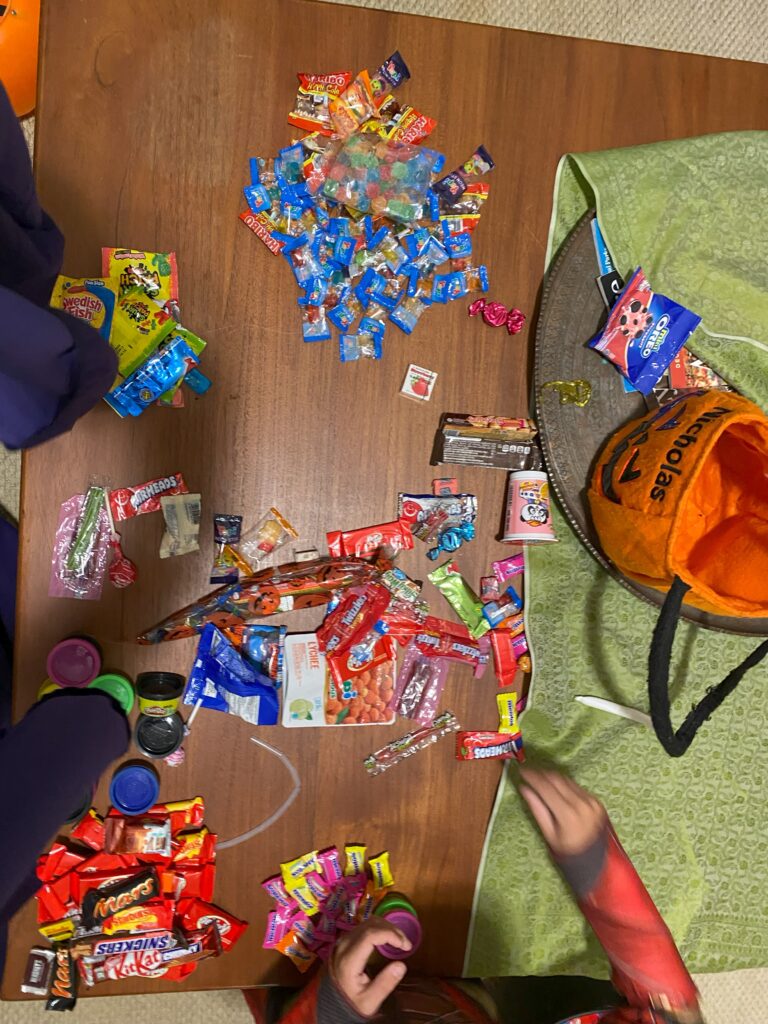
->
left=88, top=673, right=135, bottom=715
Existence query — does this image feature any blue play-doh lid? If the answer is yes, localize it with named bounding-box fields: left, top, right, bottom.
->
left=109, top=764, right=160, bottom=816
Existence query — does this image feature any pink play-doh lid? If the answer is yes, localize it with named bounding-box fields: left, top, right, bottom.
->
left=46, top=638, right=102, bottom=688
left=375, top=909, right=422, bottom=961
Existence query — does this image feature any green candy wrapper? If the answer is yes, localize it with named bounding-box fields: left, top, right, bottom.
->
left=427, top=560, right=490, bottom=639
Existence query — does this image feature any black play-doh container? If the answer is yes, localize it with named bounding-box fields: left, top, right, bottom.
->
left=134, top=712, right=184, bottom=760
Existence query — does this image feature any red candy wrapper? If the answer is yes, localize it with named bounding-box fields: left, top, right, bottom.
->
left=108, top=535, right=138, bottom=587
left=70, top=809, right=105, bottom=851
left=481, top=301, right=508, bottom=327
left=141, top=797, right=205, bottom=835
left=455, top=730, right=524, bottom=761
left=413, top=628, right=490, bottom=678
left=163, top=862, right=216, bottom=901
left=75, top=867, right=137, bottom=902
left=77, top=851, right=139, bottom=875
left=239, top=211, right=285, bottom=256
left=316, top=582, right=391, bottom=656
left=387, top=106, right=436, bottom=144
left=177, top=898, right=247, bottom=952
left=491, top=629, right=518, bottom=688
left=326, top=518, right=414, bottom=560
left=171, top=827, right=217, bottom=865
left=109, top=473, right=188, bottom=521
left=37, top=880, right=76, bottom=924
left=506, top=308, right=526, bottom=335
left=37, top=843, right=87, bottom=883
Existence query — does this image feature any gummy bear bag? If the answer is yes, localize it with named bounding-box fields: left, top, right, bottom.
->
left=589, top=389, right=768, bottom=756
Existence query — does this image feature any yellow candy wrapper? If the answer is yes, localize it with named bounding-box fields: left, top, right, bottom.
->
left=39, top=918, right=76, bottom=943
left=101, top=247, right=180, bottom=316
left=49, top=276, right=117, bottom=343
left=368, top=851, right=393, bottom=890
left=344, top=843, right=366, bottom=876
left=280, top=850, right=319, bottom=886
left=110, top=292, right=177, bottom=377
left=287, top=879, right=319, bottom=915
left=496, top=692, right=519, bottom=735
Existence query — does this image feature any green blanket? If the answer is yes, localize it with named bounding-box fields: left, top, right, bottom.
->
left=465, top=132, right=768, bottom=979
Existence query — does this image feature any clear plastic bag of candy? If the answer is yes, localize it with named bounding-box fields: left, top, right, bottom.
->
left=49, top=488, right=111, bottom=600
left=321, top=135, right=433, bottom=222
left=301, top=304, right=331, bottom=342
left=233, top=508, right=299, bottom=572
left=389, top=295, right=430, bottom=335
left=363, top=710, right=459, bottom=776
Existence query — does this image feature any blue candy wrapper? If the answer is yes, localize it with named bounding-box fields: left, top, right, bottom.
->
left=224, top=623, right=287, bottom=688
left=183, top=623, right=280, bottom=725
left=106, top=335, right=197, bottom=417
left=588, top=267, right=701, bottom=395
left=184, top=368, right=212, bottom=394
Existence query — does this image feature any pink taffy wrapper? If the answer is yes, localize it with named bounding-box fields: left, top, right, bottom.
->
left=391, top=641, right=449, bottom=724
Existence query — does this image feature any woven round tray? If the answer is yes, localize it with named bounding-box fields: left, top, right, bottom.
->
left=533, top=211, right=768, bottom=636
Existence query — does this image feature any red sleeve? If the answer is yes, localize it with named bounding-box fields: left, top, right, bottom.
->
left=277, top=973, right=323, bottom=1024
left=562, top=824, right=699, bottom=1015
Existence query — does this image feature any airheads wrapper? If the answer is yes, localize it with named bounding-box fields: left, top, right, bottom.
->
left=50, top=276, right=117, bottom=343
left=588, top=267, right=701, bottom=395
left=183, top=623, right=280, bottom=725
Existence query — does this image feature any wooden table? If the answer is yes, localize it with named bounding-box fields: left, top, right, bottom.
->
left=5, top=0, right=768, bottom=998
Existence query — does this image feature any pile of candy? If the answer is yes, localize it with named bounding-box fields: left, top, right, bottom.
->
left=137, top=496, right=531, bottom=764
left=50, top=248, right=212, bottom=417
left=262, top=843, right=394, bottom=971
left=239, top=51, right=494, bottom=361
left=30, top=797, right=246, bottom=1007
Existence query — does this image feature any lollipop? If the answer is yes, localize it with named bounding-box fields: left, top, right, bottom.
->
left=103, top=494, right=138, bottom=588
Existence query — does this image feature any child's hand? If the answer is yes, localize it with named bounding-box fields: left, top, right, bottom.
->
left=331, top=918, right=410, bottom=1016
left=519, top=768, right=607, bottom=857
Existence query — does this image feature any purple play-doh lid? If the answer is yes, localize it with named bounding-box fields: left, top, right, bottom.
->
left=46, top=638, right=101, bottom=688
left=375, top=909, right=422, bottom=960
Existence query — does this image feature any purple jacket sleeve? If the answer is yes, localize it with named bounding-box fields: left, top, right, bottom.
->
left=0, top=82, right=117, bottom=450
left=0, top=690, right=129, bottom=922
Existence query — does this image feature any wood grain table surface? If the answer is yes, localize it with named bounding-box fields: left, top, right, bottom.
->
left=5, top=0, right=768, bottom=999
